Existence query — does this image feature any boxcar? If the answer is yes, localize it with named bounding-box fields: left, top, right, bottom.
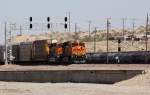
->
left=12, top=44, right=20, bottom=62
left=19, top=42, right=32, bottom=62
left=0, top=45, right=4, bottom=63
left=32, top=40, right=50, bottom=62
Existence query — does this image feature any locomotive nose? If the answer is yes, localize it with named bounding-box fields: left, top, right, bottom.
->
left=73, top=46, right=85, bottom=56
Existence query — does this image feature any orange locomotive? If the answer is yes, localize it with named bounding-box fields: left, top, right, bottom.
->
left=48, top=43, right=63, bottom=63
left=62, top=40, right=86, bottom=63
left=48, top=40, right=86, bottom=64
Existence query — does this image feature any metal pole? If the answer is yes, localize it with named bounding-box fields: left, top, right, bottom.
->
left=88, top=21, right=91, bottom=38
left=94, top=27, right=97, bottom=52
left=145, top=14, right=149, bottom=64
left=69, top=12, right=71, bottom=32
left=122, top=18, right=126, bottom=40
left=132, top=19, right=135, bottom=46
left=75, top=23, right=77, bottom=33
left=106, top=19, right=110, bottom=64
left=4, top=22, right=8, bottom=65
left=8, top=29, right=12, bottom=64
left=146, top=14, right=149, bottom=52
left=20, top=25, right=22, bottom=36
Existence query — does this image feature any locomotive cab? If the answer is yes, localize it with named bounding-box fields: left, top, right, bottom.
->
left=71, top=41, right=86, bottom=63
left=48, top=43, right=63, bottom=63
left=62, top=40, right=86, bottom=64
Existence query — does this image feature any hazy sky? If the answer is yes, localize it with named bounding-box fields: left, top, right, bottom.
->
left=0, top=0, right=150, bottom=44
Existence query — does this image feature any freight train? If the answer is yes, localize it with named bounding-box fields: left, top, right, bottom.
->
left=1, top=39, right=150, bottom=64
left=0, top=40, right=87, bottom=64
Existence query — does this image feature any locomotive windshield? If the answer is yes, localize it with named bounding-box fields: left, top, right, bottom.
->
left=79, top=43, right=85, bottom=47
left=72, top=43, right=78, bottom=47
left=72, top=43, right=85, bottom=47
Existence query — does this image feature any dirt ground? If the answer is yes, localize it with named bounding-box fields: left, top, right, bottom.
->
left=0, top=64, right=150, bottom=95
left=0, top=64, right=150, bottom=71
left=0, top=81, right=149, bottom=95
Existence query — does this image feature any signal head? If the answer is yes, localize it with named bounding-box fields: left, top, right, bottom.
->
left=47, top=17, right=50, bottom=22
left=29, top=17, right=32, bottom=22
left=64, top=17, right=67, bottom=22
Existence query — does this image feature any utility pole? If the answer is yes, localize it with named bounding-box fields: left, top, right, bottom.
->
left=51, top=23, right=54, bottom=32
left=122, top=18, right=126, bottom=40
left=69, top=12, right=71, bottom=32
left=4, top=22, right=8, bottom=65
left=75, top=23, right=77, bottom=33
left=8, top=29, right=12, bottom=64
left=94, top=27, right=97, bottom=52
left=145, top=14, right=149, bottom=64
left=19, top=25, right=22, bottom=36
left=106, top=18, right=111, bottom=64
left=132, top=19, right=135, bottom=46
left=88, top=20, right=91, bottom=38
left=146, top=14, right=149, bottom=52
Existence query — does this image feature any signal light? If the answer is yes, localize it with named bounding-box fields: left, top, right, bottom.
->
left=118, top=39, right=121, bottom=44
left=64, top=24, right=67, bottom=29
left=29, top=17, right=33, bottom=29
left=47, top=23, right=50, bottom=29
left=29, top=17, right=32, bottom=22
left=64, top=17, right=67, bottom=22
left=30, top=24, right=32, bottom=29
left=47, top=17, right=50, bottom=22
left=118, top=47, right=121, bottom=52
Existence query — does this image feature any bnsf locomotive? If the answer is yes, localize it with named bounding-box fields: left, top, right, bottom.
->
left=0, top=39, right=86, bottom=64
left=49, top=40, right=86, bottom=63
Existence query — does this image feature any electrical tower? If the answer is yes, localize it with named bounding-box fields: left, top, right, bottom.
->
left=4, top=23, right=15, bottom=64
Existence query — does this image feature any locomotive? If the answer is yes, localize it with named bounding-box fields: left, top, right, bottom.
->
left=0, top=39, right=86, bottom=64
left=61, top=41, right=86, bottom=64
left=48, top=41, right=63, bottom=63
left=49, top=40, right=86, bottom=64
